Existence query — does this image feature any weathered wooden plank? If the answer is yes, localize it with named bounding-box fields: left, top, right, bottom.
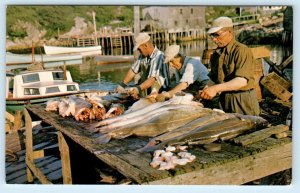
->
left=145, top=142, right=291, bottom=184
left=57, top=131, right=72, bottom=184
left=24, top=108, right=34, bottom=183
left=24, top=104, right=293, bottom=184
left=26, top=105, right=153, bottom=184
left=233, top=125, right=289, bottom=146
left=25, top=157, right=52, bottom=184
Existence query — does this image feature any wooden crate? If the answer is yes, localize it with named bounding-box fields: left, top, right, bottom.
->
left=260, top=72, right=292, bottom=101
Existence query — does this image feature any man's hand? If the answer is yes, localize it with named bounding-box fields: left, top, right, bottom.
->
left=146, top=91, right=158, bottom=99
left=126, top=86, right=142, bottom=99
left=199, top=85, right=218, bottom=100
left=156, top=91, right=171, bottom=102
left=115, top=82, right=127, bottom=93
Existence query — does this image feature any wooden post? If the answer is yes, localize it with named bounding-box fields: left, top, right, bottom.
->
left=62, top=61, right=67, bottom=80
left=58, top=131, right=72, bottom=184
left=13, top=110, right=22, bottom=132
left=24, top=108, right=34, bottom=183
left=134, top=6, right=140, bottom=37
left=92, top=11, right=98, bottom=46
left=31, top=41, right=35, bottom=63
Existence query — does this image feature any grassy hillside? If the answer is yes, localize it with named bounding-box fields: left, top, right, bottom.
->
left=6, top=5, right=134, bottom=39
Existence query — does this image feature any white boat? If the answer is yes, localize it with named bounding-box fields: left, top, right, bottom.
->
left=44, top=45, right=102, bottom=55
left=6, top=69, right=80, bottom=113
left=6, top=52, right=84, bottom=71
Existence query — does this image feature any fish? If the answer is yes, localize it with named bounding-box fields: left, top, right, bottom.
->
left=138, top=114, right=268, bottom=152
left=86, top=93, right=198, bottom=130
left=95, top=104, right=207, bottom=134
left=94, top=105, right=209, bottom=144
left=104, top=103, right=125, bottom=119
left=138, top=111, right=235, bottom=152
left=45, top=99, right=60, bottom=111
left=67, top=97, right=92, bottom=121
left=125, top=98, right=156, bottom=114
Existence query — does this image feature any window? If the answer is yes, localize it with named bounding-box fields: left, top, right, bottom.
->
left=46, top=87, right=60, bottom=94
left=52, top=72, right=64, bottom=80
left=191, top=8, right=193, bottom=14
left=174, top=21, right=178, bottom=26
left=24, top=88, right=40, bottom=95
left=67, top=85, right=77, bottom=91
left=22, top=74, right=40, bottom=83
left=180, top=9, right=182, bottom=14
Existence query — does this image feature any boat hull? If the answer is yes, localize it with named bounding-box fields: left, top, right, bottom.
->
left=6, top=92, right=80, bottom=114
left=44, top=45, right=102, bottom=55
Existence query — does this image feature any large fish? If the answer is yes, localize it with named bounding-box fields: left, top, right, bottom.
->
left=94, top=105, right=210, bottom=144
left=138, top=111, right=236, bottom=152
left=86, top=93, right=198, bottom=130
left=125, top=98, right=156, bottom=114
left=95, top=104, right=206, bottom=134
left=138, top=114, right=268, bottom=152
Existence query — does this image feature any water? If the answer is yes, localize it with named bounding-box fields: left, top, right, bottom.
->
left=66, top=40, right=287, bottom=92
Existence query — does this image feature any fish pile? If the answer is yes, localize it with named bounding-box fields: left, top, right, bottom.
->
left=45, top=94, right=125, bottom=122
left=87, top=94, right=212, bottom=144
left=150, top=145, right=196, bottom=170
left=138, top=113, right=269, bottom=152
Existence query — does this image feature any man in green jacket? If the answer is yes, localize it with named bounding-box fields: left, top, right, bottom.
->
left=199, top=16, right=260, bottom=116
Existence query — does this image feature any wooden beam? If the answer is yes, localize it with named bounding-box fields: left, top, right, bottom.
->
left=145, top=142, right=291, bottom=185
left=24, top=108, right=34, bottom=183
left=58, top=131, right=72, bottom=184
left=33, top=150, right=45, bottom=159
left=233, top=124, right=289, bottom=146
left=279, top=55, right=293, bottom=70
left=25, top=157, right=52, bottom=184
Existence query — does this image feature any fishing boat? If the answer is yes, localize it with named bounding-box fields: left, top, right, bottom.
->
left=44, top=45, right=102, bottom=55
left=6, top=69, right=80, bottom=114
left=6, top=52, right=83, bottom=70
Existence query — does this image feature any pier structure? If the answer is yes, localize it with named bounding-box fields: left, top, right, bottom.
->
left=58, top=28, right=207, bottom=54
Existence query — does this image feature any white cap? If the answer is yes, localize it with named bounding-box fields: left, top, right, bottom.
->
left=164, top=45, right=180, bottom=63
left=133, top=33, right=151, bottom=51
left=207, top=16, right=233, bottom=34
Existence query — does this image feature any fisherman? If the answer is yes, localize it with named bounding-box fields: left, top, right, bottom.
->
left=152, top=45, right=209, bottom=101
left=115, top=33, right=168, bottom=99
left=199, top=16, right=260, bottom=116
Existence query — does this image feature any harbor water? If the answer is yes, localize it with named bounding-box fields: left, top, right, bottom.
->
left=66, top=40, right=287, bottom=92
left=7, top=40, right=284, bottom=91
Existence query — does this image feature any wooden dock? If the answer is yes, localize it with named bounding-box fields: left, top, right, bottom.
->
left=20, top=104, right=292, bottom=185
left=58, top=28, right=207, bottom=55
left=5, top=124, right=62, bottom=184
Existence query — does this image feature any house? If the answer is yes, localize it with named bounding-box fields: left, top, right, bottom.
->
left=141, top=6, right=206, bottom=31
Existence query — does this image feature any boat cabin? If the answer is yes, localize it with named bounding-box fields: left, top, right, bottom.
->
left=6, top=70, right=80, bottom=99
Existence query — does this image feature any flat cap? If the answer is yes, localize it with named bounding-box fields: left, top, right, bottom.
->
left=164, top=45, right=180, bottom=63
left=133, top=33, right=151, bottom=51
left=207, top=16, right=233, bottom=34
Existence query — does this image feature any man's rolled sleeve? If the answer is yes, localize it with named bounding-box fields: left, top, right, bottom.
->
left=180, top=63, right=196, bottom=85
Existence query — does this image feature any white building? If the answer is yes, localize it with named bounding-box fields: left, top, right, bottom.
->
left=141, top=6, right=206, bottom=31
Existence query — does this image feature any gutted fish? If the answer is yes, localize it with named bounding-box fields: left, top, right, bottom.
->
left=94, top=105, right=209, bottom=144
left=138, top=111, right=234, bottom=152
left=125, top=98, right=156, bottom=114
left=45, top=99, right=60, bottom=111
left=86, top=93, right=198, bottom=130
left=139, top=114, right=268, bottom=152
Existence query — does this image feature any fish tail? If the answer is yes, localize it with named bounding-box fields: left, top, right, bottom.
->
left=136, top=141, right=158, bottom=153
left=94, top=134, right=112, bottom=144
left=86, top=123, right=101, bottom=132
